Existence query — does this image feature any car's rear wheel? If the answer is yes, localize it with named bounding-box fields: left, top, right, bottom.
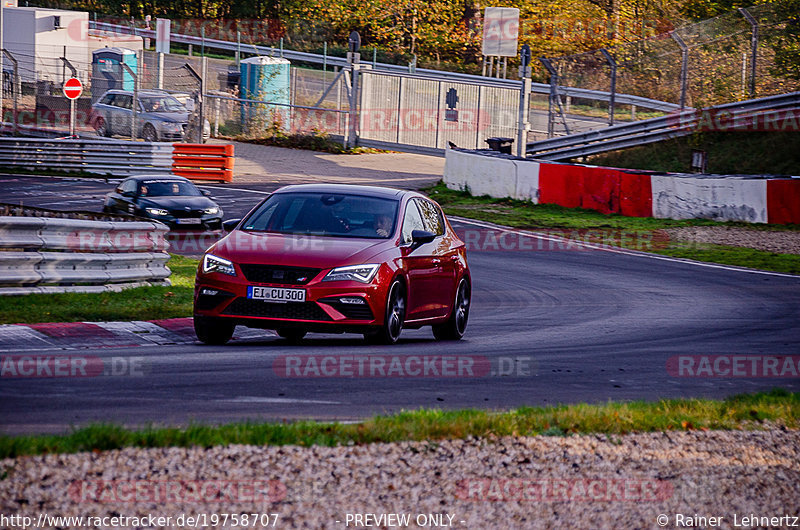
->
left=365, top=280, right=405, bottom=345
left=194, top=315, right=235, bottom=345
left=277, top=329, right=306, bottom=343
left=94, top=117, right=110, bottom=137
left=143, top=123, right=158, bottom=142
left=432, top=277, right=470, bottom=341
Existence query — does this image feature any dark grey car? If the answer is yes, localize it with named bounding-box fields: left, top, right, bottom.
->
left=90, top=89, right=210, bottom=142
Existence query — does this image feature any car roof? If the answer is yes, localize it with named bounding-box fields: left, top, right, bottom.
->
left=104, top=89, right=173, bottom=97
left=126, top=175, right=193, bottom=183
left=273, top=183, right=407, bottom=200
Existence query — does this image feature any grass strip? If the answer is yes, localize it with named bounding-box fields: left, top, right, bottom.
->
left=424, top=182, right=800, bottom=274
left=0, top=389, right=796, bottom=458
left=0, top=255, right=197, bottom=325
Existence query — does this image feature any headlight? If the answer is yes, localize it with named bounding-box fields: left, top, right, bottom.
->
left=161, top=122, right=181, bottom=132
left=204, top=207, right=219, bottom=215
left=146, top=208, right=169, bottom=216
left=202, top=254, right=236, bottom=276
left=322, top=264, right=380, bottom=283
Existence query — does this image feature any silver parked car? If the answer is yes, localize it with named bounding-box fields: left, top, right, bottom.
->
left=90, top=89, right=211, bottom=142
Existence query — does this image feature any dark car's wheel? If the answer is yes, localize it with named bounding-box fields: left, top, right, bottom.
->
left=143, top=123, right=158, bottom=142
left=277, top=329, right=306, bottom=343
left=433, top=277, right=470, bottom=341
left=194, top=315, right=235, bottom=345
left=94, top=117, right=110, bottom=137
left=365, top=280, right=405, bottom=345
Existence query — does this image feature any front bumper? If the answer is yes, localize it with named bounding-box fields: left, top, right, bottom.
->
left=142, top=212, right=223, bottom=230
left=194, top=267, right=391, bottom=329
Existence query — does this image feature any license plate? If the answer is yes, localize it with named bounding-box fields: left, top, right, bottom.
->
left=247, top=286, right=306, bottom=303
left=177, top=218, right=202, bottom=225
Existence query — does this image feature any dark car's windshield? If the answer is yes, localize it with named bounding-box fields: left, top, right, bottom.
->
left=140, top=96, right=186, bottom=113
left=138, top=180, right=202, bottom=197
left=242, top=192, right=399, bottom=239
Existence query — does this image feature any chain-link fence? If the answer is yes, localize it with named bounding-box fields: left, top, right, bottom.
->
left=545, top=0, right=800, bottom=131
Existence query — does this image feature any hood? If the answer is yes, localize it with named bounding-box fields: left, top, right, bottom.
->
left=209, top=230, right=392, bottom=269
left=140, top=196, right=216, bottom=210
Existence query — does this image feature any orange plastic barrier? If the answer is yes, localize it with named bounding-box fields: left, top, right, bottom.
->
left=172, top=143, right=234, bottom=182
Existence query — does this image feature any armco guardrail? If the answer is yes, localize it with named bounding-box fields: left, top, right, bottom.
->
left=527, top=92, right=800, bottom=160
left=0, top=138, right=234, bottom=181
left=90, top=21, right=682, bottom=114
left=0, top=217, right=171, bottom=295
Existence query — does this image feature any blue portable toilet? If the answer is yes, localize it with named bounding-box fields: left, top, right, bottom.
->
left=239, top=56, right=291, bottom=131
left=91, top=47, right=137, bottom=103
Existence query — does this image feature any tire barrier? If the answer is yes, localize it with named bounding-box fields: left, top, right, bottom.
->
left=443, top=149, right=800, bottom=224
left=0, top=138, right=234, bottom=182
left=0, top=216, right=171, bottom=295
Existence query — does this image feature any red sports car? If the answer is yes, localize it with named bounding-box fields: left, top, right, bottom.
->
left=193, top=184, right=471, bottom=345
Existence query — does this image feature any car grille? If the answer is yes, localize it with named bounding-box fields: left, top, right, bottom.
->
left=171, top=209, right=205, bottom=218
left=318, top=298, right=374, bottom=320
left=239, top=265, right=321, bottom=285
left=222, top=298, right=332, bottom=321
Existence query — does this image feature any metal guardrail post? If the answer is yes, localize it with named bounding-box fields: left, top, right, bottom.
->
left=539, top=57, right=570, bottom=138
left=600, top=48, right=617, bottom=126
left=1, top=49, right=19, bottom=134
left=157, top=52, right=165, bottom=90
left=739, top=8, right=758, bottom=99
left=671, top=32, right=689, bottom=110
left=346, top=31, right=361, bottom=149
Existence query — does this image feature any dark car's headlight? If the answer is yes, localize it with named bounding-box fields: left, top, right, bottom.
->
left=146, top=207, right=169, bottom=216
left=202, top=254, right=236, bottom=276
left=322, top=264, right=380, bottom=283
left=204, top=207, right=220, bottom=215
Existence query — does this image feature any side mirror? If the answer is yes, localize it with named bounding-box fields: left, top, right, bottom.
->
left=121, top=190, right=135, bottom=197
left=410, top=230, right=436, bottom=247
left=201, top=189, right=212, bottom=197
left=222, top=218, right=241, bottom=232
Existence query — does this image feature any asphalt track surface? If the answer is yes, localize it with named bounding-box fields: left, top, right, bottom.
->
left=1, top=176, right=799, bottom=434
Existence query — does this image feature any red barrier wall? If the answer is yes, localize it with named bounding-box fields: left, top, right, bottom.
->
left=619, top=171, right=653, bottom=218
left=767, top=179, right=800, bottom=224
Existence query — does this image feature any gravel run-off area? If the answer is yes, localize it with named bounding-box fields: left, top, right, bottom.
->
left=2, top=429, right=799, bottom=529
left=665, top=226, right=800, bottom=254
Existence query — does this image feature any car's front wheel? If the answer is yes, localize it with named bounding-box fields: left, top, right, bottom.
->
left=194, top=315, right=235, bottom=345
left=94, top=117, right=110, bottom=137
left=365, top=280, right=405, bottom=345
left=432, top=277, right=470, bottom=341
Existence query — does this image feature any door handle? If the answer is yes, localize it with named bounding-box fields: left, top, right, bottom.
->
left=432, top=258, right=441, bottom=264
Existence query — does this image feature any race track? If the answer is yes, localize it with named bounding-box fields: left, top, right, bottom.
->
left=1, top=176, right=799, bottom=434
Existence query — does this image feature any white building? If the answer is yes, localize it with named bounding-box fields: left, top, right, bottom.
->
left=1, top=7, right=89, bottom=84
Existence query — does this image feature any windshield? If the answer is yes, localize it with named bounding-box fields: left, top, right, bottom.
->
left=140, top=96, right=186, bottom=113
left=241, top=192, right=399, bottom=239
left=139, top=180, right=201, bottom=197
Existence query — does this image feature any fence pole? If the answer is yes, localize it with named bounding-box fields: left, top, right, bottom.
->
left=739, top=7, right=758, bottom=99
left=671, top=31, right=689, bottom=109
left=120, top=63, right=138, bottom=140
left=214, top=96, right=220, bottom=137
left=201, top=27, right=205, bottom=57
left=600, top=48, right=617, bottom=126
left=200, top=57, right=207, bottom=143
left=236, top=31, right=241, bottom=66
left=60, top=57, right=78, bottom=136
left=346, top=33, right=361, bottom=149
left=517, top=45, right=532, bottom=157
left=2, top=50, right=19, bottom=134
left=157, top=52, right=164, bottom=90
left=540, top=57, right=556, bottom=138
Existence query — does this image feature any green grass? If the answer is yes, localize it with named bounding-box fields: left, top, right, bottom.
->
left=0, top=255, right=197, bottom=325
left=424, top=182, right=800, bottom=274
left=0, top=389, right=795, bottom=458
left=585, top=131, right=800, bottom=175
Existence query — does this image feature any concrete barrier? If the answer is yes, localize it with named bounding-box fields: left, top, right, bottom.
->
left=443, top=148, right=800, bottom=224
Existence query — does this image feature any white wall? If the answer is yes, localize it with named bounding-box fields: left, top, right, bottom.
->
left=651, top=175, right=768, bottom=223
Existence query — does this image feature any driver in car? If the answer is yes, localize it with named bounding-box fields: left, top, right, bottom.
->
left=374, top=214, right=392, bottom=237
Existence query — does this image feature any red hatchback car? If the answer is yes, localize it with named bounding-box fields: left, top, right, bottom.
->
left=193, top=184, right=471, bottom=344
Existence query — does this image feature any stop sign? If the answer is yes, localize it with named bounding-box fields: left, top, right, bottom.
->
left=63, top=78, right=83, bottom=100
